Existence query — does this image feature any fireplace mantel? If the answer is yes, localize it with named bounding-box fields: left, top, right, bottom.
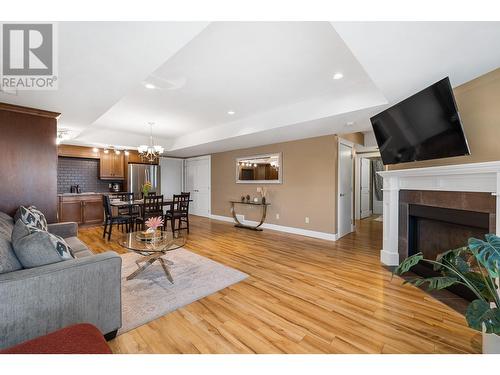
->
left=378, top=161, right=500, bottom=266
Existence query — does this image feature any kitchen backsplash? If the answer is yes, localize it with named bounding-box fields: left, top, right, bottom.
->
left=57, top=157, right=122, bottom=194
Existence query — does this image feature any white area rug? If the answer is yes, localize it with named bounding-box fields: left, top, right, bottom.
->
left=118, top=248, right=248, bottom=334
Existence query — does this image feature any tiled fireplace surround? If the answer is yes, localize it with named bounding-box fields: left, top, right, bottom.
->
left=378, top=161, right=500, bottom=266
left=398, top=190, right=496, bottom=263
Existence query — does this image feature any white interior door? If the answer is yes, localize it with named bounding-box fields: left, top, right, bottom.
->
left=338, top=142, right=353, bottom=239
left=185, top=156, right=211, bottom=217
left=195, top=157, right=210, bottom=216
left=159, top=157, right=183, bottom=200
left=360, top=158, right=372, bottom=219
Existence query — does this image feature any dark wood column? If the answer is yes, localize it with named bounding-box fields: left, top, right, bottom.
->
left=0, top=102, right=60, bottom=223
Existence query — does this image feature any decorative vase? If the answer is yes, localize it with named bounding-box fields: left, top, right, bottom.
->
left=262, top=197, right=266, bottom=204
left=483, top=332, right=500, bottom=354
left=241, top=196, right=245, bottom=202
left=246, top=194, right=250, bottom=202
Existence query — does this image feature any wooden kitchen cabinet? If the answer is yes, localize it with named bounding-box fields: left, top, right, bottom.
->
left=57, top=145, right=100, bottom=159
left=82, top=199, right=104, bottom=225
left=58, top=194, right=104, bottom=226
left=113, top=153, right=125, bottom=178
left=100, top=152, right=125, bottom=179
left=59, top=200, right=84, bottom=224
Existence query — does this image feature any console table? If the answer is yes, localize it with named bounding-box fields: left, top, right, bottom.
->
left=230, top=201, right=270, bottom=231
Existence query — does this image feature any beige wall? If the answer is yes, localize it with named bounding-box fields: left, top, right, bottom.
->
left=211, top=133, right=364, bottom=234
left=211, top=135, right=337, bottom=233
left=389, top=68, right=500, bottom=170
left=340, top=131, right=365, bottom=146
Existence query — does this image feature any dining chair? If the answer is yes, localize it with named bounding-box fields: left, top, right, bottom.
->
left=113, top=192, right=138, bottom=231
left=140, top=191, right=157, bottom=199
left=102, top=195, right=132, bottom=241
left=135, top=194, right=164, bottom=231
left=166, top=193, right=190, bottom=235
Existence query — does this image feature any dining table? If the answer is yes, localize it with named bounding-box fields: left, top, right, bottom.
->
left=109, top=198, right=192, bottom=209
left=109, top=197, right=193, bottom=232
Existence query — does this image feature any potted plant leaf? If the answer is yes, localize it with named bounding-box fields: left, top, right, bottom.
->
left=141, top=181, right=152, bottom=197
left=393, top=234, right=500, bottom=354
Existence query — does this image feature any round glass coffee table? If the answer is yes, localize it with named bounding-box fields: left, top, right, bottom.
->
left=118, top=231, right=186, bottom=283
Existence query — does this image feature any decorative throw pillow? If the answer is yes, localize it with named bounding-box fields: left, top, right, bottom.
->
left=14, top=206, right=48, bottom=231
left=12, top=220, right=73, bottom=268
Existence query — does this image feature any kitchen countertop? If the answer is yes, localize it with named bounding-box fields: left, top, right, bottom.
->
left=58, top=192, right=121, bottom=196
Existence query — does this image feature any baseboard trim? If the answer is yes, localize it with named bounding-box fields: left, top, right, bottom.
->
left=209, top=214, right=337, bottom=241
left=380, top=249, right=400, bottom=266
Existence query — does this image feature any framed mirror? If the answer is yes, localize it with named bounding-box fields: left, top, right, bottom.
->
left=236, top=153, right=282, bottom=184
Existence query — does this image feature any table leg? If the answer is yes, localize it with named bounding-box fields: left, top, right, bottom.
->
left=231, top=202, right=267, bottom=231
left=126, top=253, right=162, bottom=280
left=135, top=253, right=157, bottom=266
left=158, top=257, right=174, bottom=283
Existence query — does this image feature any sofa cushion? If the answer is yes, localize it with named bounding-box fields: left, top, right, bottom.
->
left=14, top=206, right=48, bottom=231
left=0, top=212, right=14, bottom=241
left=12, top=221, right=74, bottom=268
left=0, top=211, right=13, bottom=222
left=0, top=237, right=22, bottom=274
left=11, top=219, right=31, bottom=244
left=73, top=249, right=94, bottom=258
left=64, top=236, right=90, bottom=254
left=0, top=212, right=22, bottom=274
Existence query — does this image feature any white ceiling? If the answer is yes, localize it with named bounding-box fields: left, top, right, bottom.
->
left=87, top=22, right=386, bottom=150
left=332, top=22, right=500, bottom=103
left=1, top=21, right=499, bottom=156
left=0, top=22, right=209, bottom=144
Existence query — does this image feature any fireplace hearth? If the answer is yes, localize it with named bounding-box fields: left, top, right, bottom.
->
left=399, top=190, right=496, bottom=301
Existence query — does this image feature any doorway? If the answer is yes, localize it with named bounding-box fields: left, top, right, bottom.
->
left=337, top=139, right=354, bottom=239
left=355, top=153, right=383, bottom=221
left=184, top=155, right=211, bottom=217
left=359, top=157, right=372, bottom=219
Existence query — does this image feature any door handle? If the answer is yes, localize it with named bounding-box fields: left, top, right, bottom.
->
left=340, top=193, right=345, bottom=197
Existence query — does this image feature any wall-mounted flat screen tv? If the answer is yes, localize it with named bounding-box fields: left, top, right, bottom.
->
left=370, top=77, right=470, bottom=165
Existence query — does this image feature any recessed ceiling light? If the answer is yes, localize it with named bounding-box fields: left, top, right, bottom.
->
left=227, top=110, right=235, bottom=115
left=144, top=83, right=156, bottom=89
left=333, top=72, right=344, bottom=80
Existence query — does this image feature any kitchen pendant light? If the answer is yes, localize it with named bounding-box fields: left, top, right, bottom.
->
left=138, top=122, right=164, bottom=163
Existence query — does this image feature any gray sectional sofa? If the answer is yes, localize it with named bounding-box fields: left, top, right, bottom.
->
left=0, top=211, right=122, bottom=350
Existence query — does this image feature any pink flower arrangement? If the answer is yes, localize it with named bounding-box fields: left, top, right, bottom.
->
left=145, top=216, right=164, bottom=231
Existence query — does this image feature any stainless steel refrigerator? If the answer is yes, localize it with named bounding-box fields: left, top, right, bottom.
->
left=128, top=164, right=161, bottom=198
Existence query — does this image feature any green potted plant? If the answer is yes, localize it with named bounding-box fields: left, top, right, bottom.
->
left=393, top=234, right=500, bottom=354
left=141, top=181, right=152, bottom=197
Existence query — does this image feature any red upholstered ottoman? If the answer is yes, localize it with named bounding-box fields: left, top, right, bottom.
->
left=0, top=323, right=112, bottom=354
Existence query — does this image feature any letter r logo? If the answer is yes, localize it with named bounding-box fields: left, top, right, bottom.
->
left=2, top=24, right=53, bottom=75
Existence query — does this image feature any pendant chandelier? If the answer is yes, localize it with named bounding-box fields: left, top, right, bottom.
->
left=138, top=122, right=164, bottom=163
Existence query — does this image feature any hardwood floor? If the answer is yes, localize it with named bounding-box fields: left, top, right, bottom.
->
left=78, top=216, right=481, bottom=354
